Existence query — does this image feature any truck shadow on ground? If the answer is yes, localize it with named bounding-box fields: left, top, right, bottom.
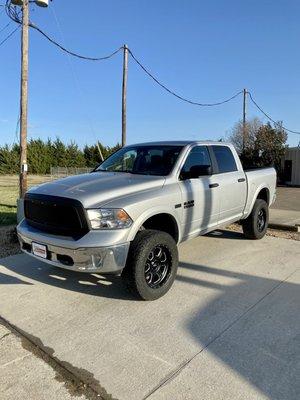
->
left=0, top=230, right=244, bottom=300
left=206, top=229, right=246, bottom=240
left=177, top=261, right=300, bottom=400
left=1, top=231, right=299, bottom=399
left=0, top=271, right=33, bottom=285
left=0, top=256, right=136, bottom=300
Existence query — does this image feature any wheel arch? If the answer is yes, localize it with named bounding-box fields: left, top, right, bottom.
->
left=128, top=209, right=181, bottom=243
left=256, top=187, right=270, bottom=205
left=243, top=185, right=271, bottom=219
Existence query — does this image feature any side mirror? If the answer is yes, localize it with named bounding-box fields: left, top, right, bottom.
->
left=190, top=165, right=212, bottom=178
left=181, top=165, right=212, bottom=180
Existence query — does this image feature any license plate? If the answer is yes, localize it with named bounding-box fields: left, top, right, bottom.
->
left=32, top=242, right=47, bottom=259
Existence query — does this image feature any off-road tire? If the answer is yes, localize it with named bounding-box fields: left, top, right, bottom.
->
left=122, top=230, right=178, bottom=300
left=242, top=199, right=269, bottom=239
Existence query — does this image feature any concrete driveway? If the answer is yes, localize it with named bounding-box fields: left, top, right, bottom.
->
left=270, top=186, right=300, bottom=227
left=0, top=230, right=299, bottom=400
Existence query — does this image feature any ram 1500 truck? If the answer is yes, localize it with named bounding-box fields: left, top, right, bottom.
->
left=17, top=141, right=276, bottom=300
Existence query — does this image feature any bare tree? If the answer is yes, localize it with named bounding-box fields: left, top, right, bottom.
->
left=229, top=117, right=262, bottom=155
left=228, top=118, right=287, bottom=174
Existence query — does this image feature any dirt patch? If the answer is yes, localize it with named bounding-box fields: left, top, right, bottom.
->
left=0, top=225, right=21, bottom=258
left=0, top=315, right=117, bottom=400
left=228, top=224, right=300, bottom=241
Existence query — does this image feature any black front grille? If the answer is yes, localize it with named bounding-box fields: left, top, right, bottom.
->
left=24, top=193, right=89, bottom=238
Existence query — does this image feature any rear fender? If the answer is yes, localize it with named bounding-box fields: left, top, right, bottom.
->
left=243, top=184, right=270, bottom=219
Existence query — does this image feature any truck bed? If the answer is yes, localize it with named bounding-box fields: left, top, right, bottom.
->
left=243, top=167, right=277, bottom=217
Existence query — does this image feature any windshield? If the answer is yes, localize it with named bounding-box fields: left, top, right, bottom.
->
left=96, top=145, right=183, bottom=176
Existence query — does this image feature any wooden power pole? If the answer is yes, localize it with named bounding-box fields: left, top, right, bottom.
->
left=242, top=88, right=247, bottom=152
left=121, top=44, right=128, bottom=147
left=19, top=0, right=29, bottom=198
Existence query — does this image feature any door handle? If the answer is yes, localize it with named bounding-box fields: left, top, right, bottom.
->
left=209, top=183, right=219, bottom=188
left=238, top=178, right=246, bottom=183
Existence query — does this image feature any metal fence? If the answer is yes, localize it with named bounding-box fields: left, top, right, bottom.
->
left=50, top=167, right=92, bottom=180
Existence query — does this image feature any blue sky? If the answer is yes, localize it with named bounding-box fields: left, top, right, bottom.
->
left=1, top=0, right=300, bottom=148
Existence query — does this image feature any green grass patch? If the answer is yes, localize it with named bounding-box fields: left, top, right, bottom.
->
left=0, top=204, right=17, bottom=226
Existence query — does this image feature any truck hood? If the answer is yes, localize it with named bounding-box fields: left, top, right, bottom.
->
left=28, top=172, right=166, bottom=208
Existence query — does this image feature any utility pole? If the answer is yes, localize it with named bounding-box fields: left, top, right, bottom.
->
left=121, top=44, right=128, bottom=147
left=12, top=0, right=49, bottom=200
left=242, top=88, right=247, bottom=153
left=19, top=0, right=29, bottom=198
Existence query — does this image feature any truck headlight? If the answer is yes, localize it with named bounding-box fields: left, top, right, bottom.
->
left=87, top=208, right=133, bottom=230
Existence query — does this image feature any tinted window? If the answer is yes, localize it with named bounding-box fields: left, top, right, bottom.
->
left=96, top=145, right=183, bottom=176
left=181, top=146, right=211, bottom=175
left=212, top=145, right=237, bottom=173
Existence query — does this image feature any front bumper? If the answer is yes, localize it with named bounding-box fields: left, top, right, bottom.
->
left=17, top=223, right=130, bottom=274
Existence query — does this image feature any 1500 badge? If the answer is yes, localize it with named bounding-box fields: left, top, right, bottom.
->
left=184, top=200, right=194, bottom=209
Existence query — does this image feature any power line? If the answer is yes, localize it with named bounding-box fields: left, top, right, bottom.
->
left=5, top=0, right=123, bottom=61
left=0, top=24, right=19, bottom=46
left=30, top=23, right=123, bottom=61
left=248, top=92, right=300, bottom=135
left=128, top=48, right=243, bottom=107
left=4, top=2, right=242, bottom=108
left=14, top=114, right=20, bottom=143
left=50, top=3, right=102, bottom=146
left=4, top=2, right=300, bottom=135
left=0, top=21, right=10, bottom=34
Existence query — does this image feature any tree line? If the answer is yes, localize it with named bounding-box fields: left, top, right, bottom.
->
left=0, top=138, right=120, bottom=174
left=0, top=119, right=288, bottom=176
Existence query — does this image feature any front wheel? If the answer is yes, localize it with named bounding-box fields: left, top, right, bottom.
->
left=122, top=230, right=178, bottom=300
left=242, top=199, right=269, bottom=239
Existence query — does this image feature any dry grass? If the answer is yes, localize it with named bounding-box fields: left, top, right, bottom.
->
left=0, top=174, right=51, bottom=226
left=0, top=175, right=52, bottom=207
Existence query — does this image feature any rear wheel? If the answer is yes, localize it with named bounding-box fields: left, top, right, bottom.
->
left=122, top=230, right=178, bottom=300
left=242, top=199, right=269, bottom=239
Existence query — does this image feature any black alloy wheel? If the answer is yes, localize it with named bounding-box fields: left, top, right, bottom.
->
left=122, top=230, right=178, bottom=300
left=144, top=245, right=172, bottom=288
left=257, top=209, right=266, bottom=232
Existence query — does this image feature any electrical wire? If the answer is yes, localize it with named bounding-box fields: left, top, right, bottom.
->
left=128, top=48, right=243, bottom=106
left=0, top=21, right=10, bottom=34
left=5, top=0, right=123, bottom=61
left=50, top=3, right=102, bottom=146
left=248, top=92, right=300, bottom=135
left=30, top=23, right=123, bottom=61
left=14, top=114, right=20, bottom=143
left=4, top=2, right=300, bottom=134
left=0, top=23, right=19, bottom=46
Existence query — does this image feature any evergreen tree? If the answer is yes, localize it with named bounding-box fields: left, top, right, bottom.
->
left=0, top=144, right=19, bottom=174
left=0, top=137, right=120, bottom=174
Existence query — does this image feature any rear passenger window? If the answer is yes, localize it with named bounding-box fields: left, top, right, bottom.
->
left=212, top=146, right=237, bottom=173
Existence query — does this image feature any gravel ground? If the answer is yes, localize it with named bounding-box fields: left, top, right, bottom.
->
left=0, top=226, right=21, bottom=259
left=228, top=223, right=300, bottom=241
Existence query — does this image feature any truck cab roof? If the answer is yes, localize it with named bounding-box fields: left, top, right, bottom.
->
left=127, top=140, right=233, bottom=147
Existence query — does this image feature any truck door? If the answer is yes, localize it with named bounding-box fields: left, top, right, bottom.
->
left=178, top=145, right=220, bottom=239
left=211, top=145, right=247, bottom=225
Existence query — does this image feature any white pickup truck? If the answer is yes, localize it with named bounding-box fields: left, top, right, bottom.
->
left=17, top=141, right=276, bottom=300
